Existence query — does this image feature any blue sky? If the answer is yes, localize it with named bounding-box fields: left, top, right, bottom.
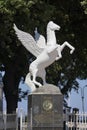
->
left=69, top=79, right=87, bottom=112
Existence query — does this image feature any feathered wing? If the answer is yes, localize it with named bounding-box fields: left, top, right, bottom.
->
left=13, top=24, right=43, bottom=57
left=36, top=35, right=46, bottom=48
left=34, top=27, right=46, bottom=49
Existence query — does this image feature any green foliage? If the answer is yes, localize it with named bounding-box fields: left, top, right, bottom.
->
left=81, top=0, right=87, bottom=14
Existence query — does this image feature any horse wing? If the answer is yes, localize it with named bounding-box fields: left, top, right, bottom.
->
left=34, top=27, right=46, bottom=49
left=13, top=24, right=43, bottom=57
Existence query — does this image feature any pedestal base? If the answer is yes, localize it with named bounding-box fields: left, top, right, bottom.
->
left=32, top=127, right=62, bottom=130
left=28, top=84, right=63, bottom=130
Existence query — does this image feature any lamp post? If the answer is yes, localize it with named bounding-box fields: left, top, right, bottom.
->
left=80, top=85, right=87, bottom=113
left=0, top=72, right=3, bottom=113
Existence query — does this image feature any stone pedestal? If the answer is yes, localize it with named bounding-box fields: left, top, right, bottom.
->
left=28, top=84, right=63, bottom=130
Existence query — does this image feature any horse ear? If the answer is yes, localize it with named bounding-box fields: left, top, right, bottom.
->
left=48, top=21, right=53, bottom=26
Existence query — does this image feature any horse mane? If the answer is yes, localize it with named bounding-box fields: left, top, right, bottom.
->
left=46, top=21, right=56, bottom=44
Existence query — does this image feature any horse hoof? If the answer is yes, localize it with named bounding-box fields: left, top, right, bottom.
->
left=39, top=84, right=43, bottom=87
left=70, top=48, right=75, bottom=54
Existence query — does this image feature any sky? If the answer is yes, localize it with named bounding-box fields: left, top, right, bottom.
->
left=69, top=79, right=87, bottom=112
left=3, top=79, right=87, bottom=114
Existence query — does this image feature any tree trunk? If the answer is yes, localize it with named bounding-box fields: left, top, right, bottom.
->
left=3, top=65, right=21, bottom=113
left=2, top=46, right=29, bottom=113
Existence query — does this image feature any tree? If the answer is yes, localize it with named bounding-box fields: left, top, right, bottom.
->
left=0, top=0, right=87, bottom=113
left=0, top=0, right=35, bottom=113
left=81, top=0, right=87, bottom=14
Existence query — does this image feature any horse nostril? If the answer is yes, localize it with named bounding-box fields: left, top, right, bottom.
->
left=59, top=26, right=61, bottom=30
left=57, top=26, right=60, bottom=30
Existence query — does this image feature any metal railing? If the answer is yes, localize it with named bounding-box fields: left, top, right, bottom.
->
left=0, top=109, right=87, bottom=130
left=0, top=112, right=17, bottom=130
left=18, top=109, right=87, bottom=130
left=65, top=112, right=87, bottom=130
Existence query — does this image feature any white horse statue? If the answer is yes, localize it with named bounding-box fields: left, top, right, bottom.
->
left=14, top=21, right=75, bottom=92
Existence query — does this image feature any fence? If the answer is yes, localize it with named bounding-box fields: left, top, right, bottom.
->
left=0, top=109, right=27, bottom=130
left=0, top=112, right=17, bottom=130
left=19, top=108, right=27, bottom=130
left=0, top=109, right=87, bottom=130
left=19, top=110, right=87, bottom=130
left=65, top=112, right=87, bottom=130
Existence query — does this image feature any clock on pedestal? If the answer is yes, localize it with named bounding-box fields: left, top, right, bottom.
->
left=43, top=99, right=53, bottom=111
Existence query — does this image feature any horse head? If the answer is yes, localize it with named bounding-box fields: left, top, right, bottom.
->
left=47, top=21, right=60, bottom=31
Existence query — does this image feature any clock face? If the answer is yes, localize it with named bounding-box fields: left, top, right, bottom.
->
left=43, top=100, right=53, bottom=111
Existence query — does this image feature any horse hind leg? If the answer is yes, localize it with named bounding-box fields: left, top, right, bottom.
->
left=38, top=69, right=47, bottom=85
left=25, top=73, right=36, bottom=92
left=32, top=68, right=42, bottom=87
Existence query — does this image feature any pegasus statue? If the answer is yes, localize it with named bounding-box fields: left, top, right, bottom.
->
left=14, top=21, right=75, bottom=92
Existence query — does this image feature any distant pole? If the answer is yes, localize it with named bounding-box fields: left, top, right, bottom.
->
left=0, top=72, right=3, bottom=113
left=16, top=108, right=18, bottom=130
left=81, top=88, right=84, bottom=113
left=3, top=110, right=7, bottom=130
left=20, top=108, right=23, bottom=130
left=68, top=92, right=71, bottom=107
left=80, top=85, right=87, bottom=113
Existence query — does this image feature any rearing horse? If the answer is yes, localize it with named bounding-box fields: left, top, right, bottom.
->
left=14, top=21, right=75, bottom=92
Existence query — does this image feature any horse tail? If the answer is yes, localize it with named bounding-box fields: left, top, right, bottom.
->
left=25, top=73, right=36, bottom=92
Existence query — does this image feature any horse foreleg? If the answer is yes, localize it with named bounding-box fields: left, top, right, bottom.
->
left=61, top=41, right=75, bottom=54
left=56, top=45, right=62, bottom=61
left=46, top=44, right=58, bottom=53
